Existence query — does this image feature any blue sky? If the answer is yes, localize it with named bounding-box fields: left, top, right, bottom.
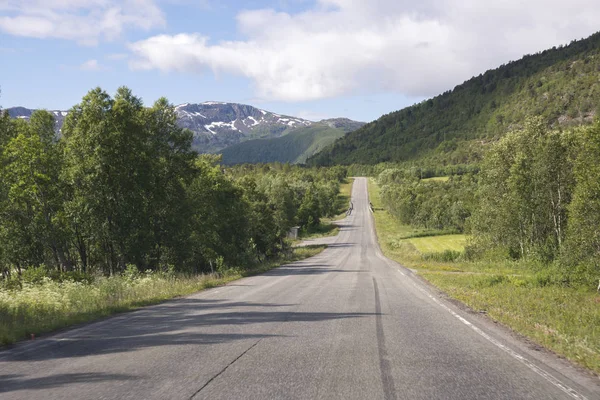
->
left=2, top=0, right=600, bottom=122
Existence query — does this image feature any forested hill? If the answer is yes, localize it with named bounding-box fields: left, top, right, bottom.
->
left=309, top=31, right=600, bottom=166
left=220, top=118, right=365, bottom=165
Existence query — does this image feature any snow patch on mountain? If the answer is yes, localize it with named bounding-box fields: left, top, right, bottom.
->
left=204, top=121, right=239, bottom=134
left=247, top=116, right=259, bottom=126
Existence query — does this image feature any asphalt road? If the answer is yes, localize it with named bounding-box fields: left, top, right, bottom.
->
left=0, top=177, right=598, bottom=400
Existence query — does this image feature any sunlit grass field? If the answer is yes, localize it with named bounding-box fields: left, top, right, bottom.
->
left=368, top=177, right=600, bottom=374
left=408, top=234, right=467, bottom=253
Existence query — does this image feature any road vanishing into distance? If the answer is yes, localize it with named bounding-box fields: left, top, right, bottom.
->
left=0, top=177, right=598, bottom=400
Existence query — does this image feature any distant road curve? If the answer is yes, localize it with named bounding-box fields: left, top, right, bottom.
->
left=0, top=178, right=598, bottom=400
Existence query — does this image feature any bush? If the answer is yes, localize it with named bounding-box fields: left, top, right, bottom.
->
left=20, top=266, right=50, bottom=284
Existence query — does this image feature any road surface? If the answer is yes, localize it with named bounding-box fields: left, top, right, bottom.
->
left=0, top=177, right=598, bottom=399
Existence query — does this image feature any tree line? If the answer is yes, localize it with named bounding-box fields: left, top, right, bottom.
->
left=378, top=171, right=477, bottom=234
left=0, top=87, right=345, bottom=279
left=472, top=117, right=599, bottom=284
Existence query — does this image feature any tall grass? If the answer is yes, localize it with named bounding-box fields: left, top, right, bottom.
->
left=0, top=245, right=325, bottom=346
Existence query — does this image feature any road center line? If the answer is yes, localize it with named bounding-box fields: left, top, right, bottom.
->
left=372, top=278, right=397, bottom=400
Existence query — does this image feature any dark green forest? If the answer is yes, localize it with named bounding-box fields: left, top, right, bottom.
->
left=309, top=32, right=600, bottom=166
left=0, top=87, right=346, bottom=279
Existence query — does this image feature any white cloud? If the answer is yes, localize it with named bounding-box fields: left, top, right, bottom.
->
left=0, top=0, right=165, bottom=45
left=294, top=110, right=334, bottom=122
left=128, top=0, right=600, bottom=101
left=79, top=59, right=106, bottom=71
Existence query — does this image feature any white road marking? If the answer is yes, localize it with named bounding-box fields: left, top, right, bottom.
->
left=407, top=278, right=587, bottom=400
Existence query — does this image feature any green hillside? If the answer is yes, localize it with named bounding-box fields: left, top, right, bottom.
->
left=220, top=119, right=364, bottom=165
left=309, top=32, right=600, bottom=166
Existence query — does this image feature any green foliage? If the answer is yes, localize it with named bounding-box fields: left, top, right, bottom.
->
left=186, top=155, right=253, bottom=271
left=309, top=32, right=600, bottom=166
left=564, top=122, right=600, bottom=279
left=472, top=118, right=577, bottom=262
left=228, top=163, right=344, bottom=234
left=378, top=169, right=477, bottom=233
left=60, top=87, right=197, bottom=274
left=0, top=111, right=69, bottom=273
left=0, top=87, right=345, bottom=280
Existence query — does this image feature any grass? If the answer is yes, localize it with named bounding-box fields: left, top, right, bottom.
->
left=408, top=234, right=467, bottom=253
left=0, top=245, right=325, bottom=346
left=368, top=178, right=600, bottom=374
left=421, top=176, right=450, bottom=182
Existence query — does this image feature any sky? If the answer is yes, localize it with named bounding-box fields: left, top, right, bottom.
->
left=1, top=0, right=600, bottom=122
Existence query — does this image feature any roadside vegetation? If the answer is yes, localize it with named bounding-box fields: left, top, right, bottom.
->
left=0, top=87, right=344, bottom=343
left=0, top=245, right=325, bottom=345
left=368, top=118, right=600, bottom=374
left=420, top=176, right=450, bottom=183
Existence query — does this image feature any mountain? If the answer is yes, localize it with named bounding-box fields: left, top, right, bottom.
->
left=220, top=118, right=365, bottom=165
left=175, top=102, right=312, bottom=152
left=6, top=102, right=313, bottom=153
left=309, top=32, right=600, bottom=166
